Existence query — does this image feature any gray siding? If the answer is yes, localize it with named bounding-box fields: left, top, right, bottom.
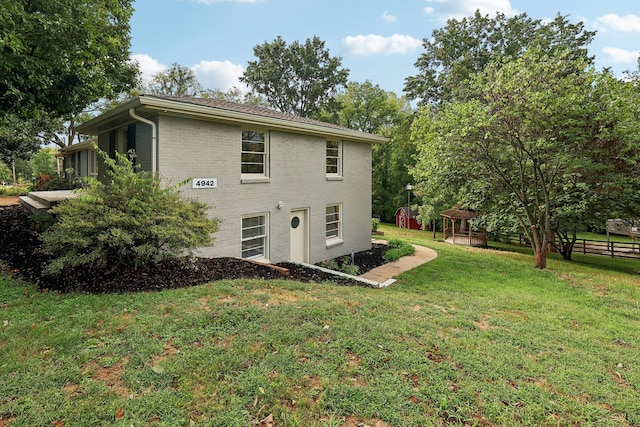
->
left=134, top=121, right=154, bottom=172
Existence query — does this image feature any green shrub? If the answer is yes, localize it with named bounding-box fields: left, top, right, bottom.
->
left=384, top=240, right=415, bottom=262
left=0, top=185, right=30, bottom=196
left=40, top=148, right=220, bottom=275
left=340, top=263, right=360, bottom=276
left=34, top=173, right=81, bottom=191
left=29, top=213, right=57, bottom=232
left=371, top=217, right=380, bottom=232
left=387, top=238, right=404, bottom=248
left=318, top=255, right=359, bottom=275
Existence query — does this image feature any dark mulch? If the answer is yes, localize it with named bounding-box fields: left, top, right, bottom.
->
left=0, top=205, right=388, bottom=293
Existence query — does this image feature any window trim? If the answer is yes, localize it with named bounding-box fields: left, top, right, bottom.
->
left=326, top=140, right=342, bottom=178
left=241, top=129, right=269, bottom=179
left=325, top=203, right=343, bottom=247
left=241, top=213, right=269, bottom=260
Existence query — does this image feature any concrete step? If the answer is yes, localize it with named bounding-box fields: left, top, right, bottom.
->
left=28, top=190, right=77, bottom=207
left=19, top=195, right=50, bottom=215
left=18, top=190, right=80, bottom=215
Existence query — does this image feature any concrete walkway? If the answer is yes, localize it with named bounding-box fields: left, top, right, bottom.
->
left=359, top=240, right=438, bottom=288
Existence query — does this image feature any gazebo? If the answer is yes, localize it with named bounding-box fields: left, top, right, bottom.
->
left=440, top=206, right=487, bottom=247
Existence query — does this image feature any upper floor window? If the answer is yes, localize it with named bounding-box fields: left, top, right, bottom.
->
left=326, top=140, right=342, bottom=176
left=242, top=130, right=268, bottom=177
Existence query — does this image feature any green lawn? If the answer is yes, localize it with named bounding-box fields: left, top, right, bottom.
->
left=576, top=231, right=637, bottom=244
left=1, top=224, right=639, bottom=426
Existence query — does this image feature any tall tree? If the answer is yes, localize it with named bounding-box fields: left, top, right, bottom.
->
left=240, top=36, right=349, bottom=117
left=146, top=63, right=203, bottom=97
left=0, top=161, right=10, bottom=184
left=404, top=11, right=595, bottom=106
left=372, top=117, right=419, bottom=223
left=1, top=0, right=139, bottom=120
left=30, top=147, right=59, bottom=178
left=0, top=115, right=46, bottom=167
left=318, top=81, right=409, bottom=133
left=202, top=87, right=268, bottom=107
left=411, top=50, right=640, bottom=268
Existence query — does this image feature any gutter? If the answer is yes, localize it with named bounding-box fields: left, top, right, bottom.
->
left=129, top=108, right=157, bottom=174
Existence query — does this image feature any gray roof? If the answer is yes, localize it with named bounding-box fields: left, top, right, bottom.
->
left=77, top=94, right=388, bottom=145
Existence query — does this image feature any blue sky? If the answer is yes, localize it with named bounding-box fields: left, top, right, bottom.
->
left=130, top=0, right=640, bottom=96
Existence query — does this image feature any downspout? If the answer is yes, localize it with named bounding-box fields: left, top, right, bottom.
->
left=129, top=108, right=157, bottom=174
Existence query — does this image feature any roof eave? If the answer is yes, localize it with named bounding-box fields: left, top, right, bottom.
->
left=77, top=96, right=388, bottom=144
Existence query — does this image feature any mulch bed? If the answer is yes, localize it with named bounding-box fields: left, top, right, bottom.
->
left=0, top=205, right=388, bottom=293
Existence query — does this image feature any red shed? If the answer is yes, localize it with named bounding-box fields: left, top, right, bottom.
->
left=395, top=207, right=422, bottom=230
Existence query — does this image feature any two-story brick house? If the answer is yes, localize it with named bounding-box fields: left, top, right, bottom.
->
left=76, top=95, right=386, bottom=265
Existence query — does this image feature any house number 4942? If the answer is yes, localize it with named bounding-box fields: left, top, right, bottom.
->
left=192, top=178, right=217, bottom=189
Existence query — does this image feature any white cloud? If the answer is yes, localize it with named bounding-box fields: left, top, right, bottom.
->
left=343, top=34, right=422, bottom=56
left=130, top=55, right=246, bottom=92
left=192, top=60, right=246, bottom=92
left=423, top=0, right=518, bottom=21
left=130, top=54, right=167, bottom=83
left=596, top=14, right=640, bottom=32
left=602, top=47, right=640, bottom=64
left=382, top=11, right=397, bottom=23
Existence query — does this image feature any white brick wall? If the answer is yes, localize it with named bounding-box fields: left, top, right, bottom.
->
left=99, top=113, right=373, bottom=264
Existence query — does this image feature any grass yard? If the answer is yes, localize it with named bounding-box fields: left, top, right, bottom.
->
left=576, top=231, right=637, bottom=244
left=1, top=223, right=639, bottom=426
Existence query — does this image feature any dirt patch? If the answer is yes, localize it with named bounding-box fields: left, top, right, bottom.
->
left=83, top=357, right=132, bottom=399
left=0, top=205, right=389, bottom=292
left=474, top=314, right=493, bottom=331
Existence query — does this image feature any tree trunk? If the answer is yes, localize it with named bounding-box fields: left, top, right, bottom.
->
left=11, top=159, right=17, bottom=186
left=559, top=240, right=575, bottom=261
left=534, top=246, right=547, bottom=269
left=551, top=229, right=577, bottom=261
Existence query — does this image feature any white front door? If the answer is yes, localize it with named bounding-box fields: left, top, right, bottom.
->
left=290, top=209, right=309, bottom=263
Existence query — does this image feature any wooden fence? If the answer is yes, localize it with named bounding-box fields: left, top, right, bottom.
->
left=500, top=234, right=640, bottom=260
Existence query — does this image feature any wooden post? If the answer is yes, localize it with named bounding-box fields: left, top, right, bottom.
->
left=611, top=242, right=615, bottom=258
left=451, top=219, right=456, bottom=243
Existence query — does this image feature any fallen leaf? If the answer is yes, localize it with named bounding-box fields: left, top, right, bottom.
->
left=2, top=320, right=7, bottom=327
left=259, top=414, right=274, bottom=427
left=53, top=421, right=65, bottom=427
left=115, top=407, right=124, bottom=420
left=151, top=365, right=165, bottom=374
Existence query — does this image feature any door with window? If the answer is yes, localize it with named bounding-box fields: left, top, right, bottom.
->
left=290, top=209, right=309, bottom=263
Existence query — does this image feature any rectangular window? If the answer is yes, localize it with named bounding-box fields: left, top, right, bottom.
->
left=326, top=204, right=342, bottom=241
left=242, top=130, right=268, bottom=176
left=242, top=214, right=268, bottom=259
left=326, top=140, right=342, bottom=176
